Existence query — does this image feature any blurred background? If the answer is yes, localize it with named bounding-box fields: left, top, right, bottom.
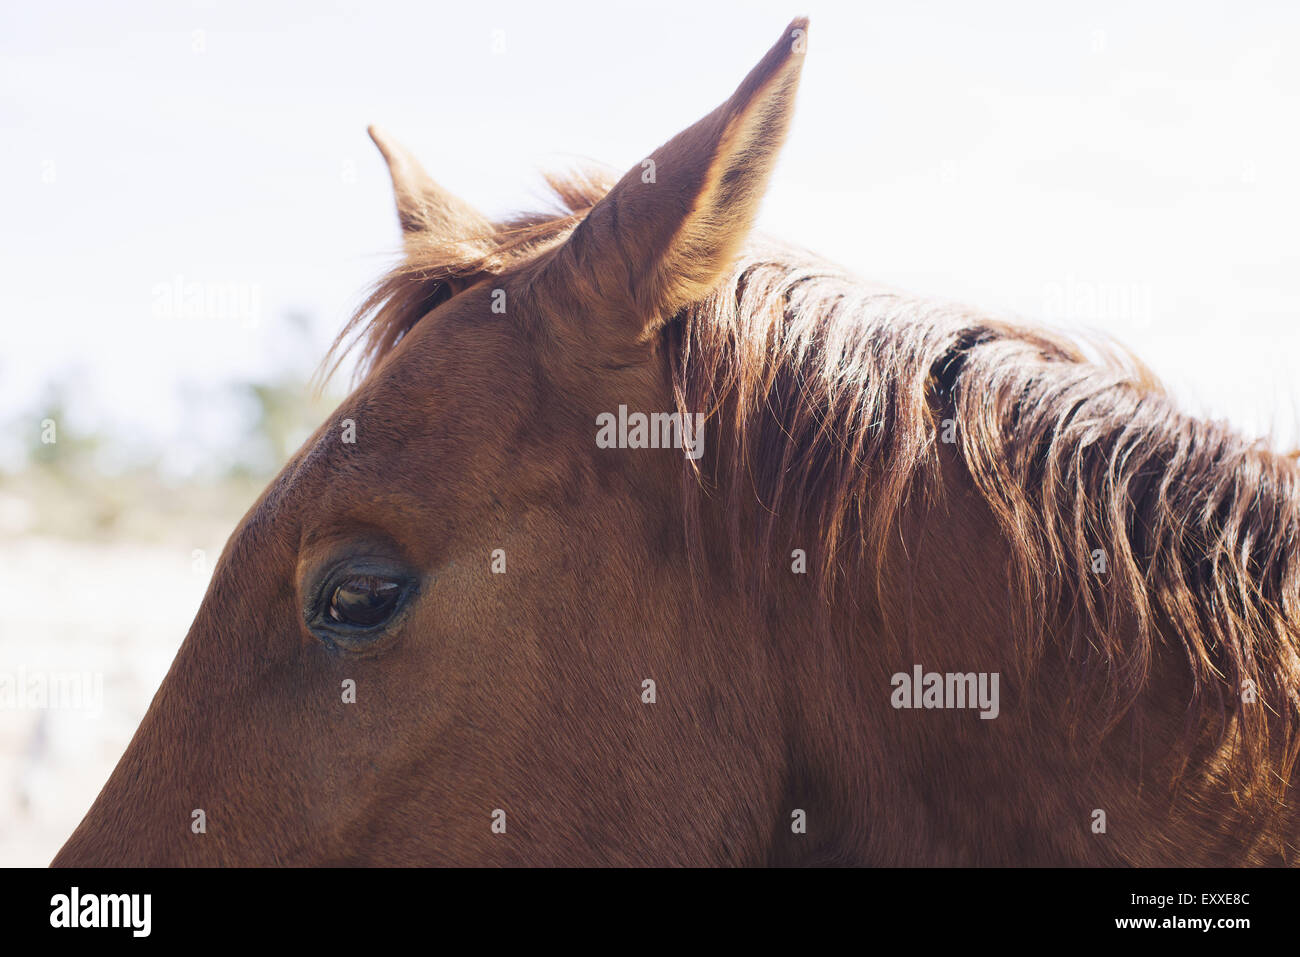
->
left=2, top=0, right=1298, bottom=865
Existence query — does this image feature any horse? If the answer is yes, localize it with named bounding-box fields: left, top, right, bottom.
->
left=53, top=17, right=1300, bottom=866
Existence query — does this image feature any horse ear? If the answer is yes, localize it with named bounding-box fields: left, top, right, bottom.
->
left=367, top=125, right=494, bottom=243
left=548, top=18, right=808, bottom=341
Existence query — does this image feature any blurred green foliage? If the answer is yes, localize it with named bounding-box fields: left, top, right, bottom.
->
left=25, top=387, right=101, bottom=472
left=1, top=364, right=342, bottom=544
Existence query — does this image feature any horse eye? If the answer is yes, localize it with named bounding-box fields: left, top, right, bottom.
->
left=328, top=575, right=403, bottom=628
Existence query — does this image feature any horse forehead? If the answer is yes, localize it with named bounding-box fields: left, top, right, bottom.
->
left=247, top=317, right=514, bottom=534
left=243, top=426, right=341, bottom=531
left=250, top=389, right=389, bottom=516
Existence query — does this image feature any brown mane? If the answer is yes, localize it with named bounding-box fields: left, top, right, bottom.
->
left=329, top=171, right=1300, bottom=806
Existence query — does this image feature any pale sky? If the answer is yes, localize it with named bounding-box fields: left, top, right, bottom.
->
left=3, top=0, right=1298, bottom=473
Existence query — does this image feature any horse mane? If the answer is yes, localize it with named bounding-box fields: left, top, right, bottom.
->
left=328, top=171, right=1300, bottom=800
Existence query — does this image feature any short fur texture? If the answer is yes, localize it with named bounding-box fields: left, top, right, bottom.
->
left=56, top=18, right=1300, bottom=866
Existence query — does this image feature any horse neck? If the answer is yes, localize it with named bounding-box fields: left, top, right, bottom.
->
left=741, top=446, right=1299, bottom=865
